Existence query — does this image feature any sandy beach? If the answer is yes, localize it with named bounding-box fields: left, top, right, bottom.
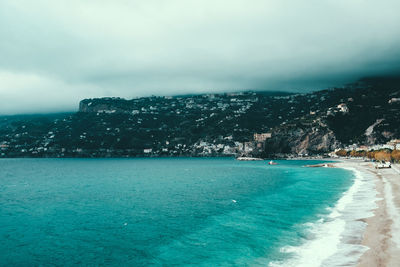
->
left=335, top=160, right=400, bottom=266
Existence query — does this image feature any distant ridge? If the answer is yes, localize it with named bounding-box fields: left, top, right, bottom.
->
left=0, top=77, right=399, bottom=158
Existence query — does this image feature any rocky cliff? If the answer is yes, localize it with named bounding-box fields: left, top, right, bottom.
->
left=264, top=122, right=340, bottom=156
left=264, top=75, right=400, bottom=156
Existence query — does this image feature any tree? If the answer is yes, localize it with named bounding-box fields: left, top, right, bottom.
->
left=367, top=151, right=376, bottom=159
left=349, top=150, right=366, bottom=158
left=374, top=151, right=391, bottom=162
left=350, top=150, right=357, bottom=157
left=391, top=150, right=400, bottom=163
left=335, top=149, right=348, bottom=157
left=358, top=150, right=367, bottom=158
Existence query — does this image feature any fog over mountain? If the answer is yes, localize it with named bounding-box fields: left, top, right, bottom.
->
left=1, top=0, right=400, bottom=114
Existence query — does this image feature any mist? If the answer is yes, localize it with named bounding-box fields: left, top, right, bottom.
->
left=1, top=0, right=400, bottom=114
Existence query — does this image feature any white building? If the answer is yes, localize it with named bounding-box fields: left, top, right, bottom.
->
left=253, top=133, right=272, bottom=142
left=337, top=103, right=349, bottom=113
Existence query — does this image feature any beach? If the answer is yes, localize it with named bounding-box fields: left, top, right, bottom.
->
left=335, top=160, right=400, bottom=266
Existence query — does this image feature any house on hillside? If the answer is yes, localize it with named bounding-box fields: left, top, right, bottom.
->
left=387, top=139, right=400, bottom=150
left=337, top=103, right=349, bottom=113
left=143, top=148, right=152, bottom=154
left=253, top=133, right=272, bottom=142
left=388, top=98, right=400, bottom=104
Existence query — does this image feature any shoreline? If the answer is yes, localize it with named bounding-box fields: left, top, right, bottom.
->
left=2, top=157, right=399, bottom=265
left=280, top=159, right=400, bottom=266
left=334, top=159, right=400, bottom=266
left=274, top=159, right=378, bottom=266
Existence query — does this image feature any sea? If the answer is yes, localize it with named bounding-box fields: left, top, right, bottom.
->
left=0, top=158, right=374, bottom=266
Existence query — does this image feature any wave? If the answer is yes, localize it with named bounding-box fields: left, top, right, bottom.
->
left=269, top=167, right=378, bottom=267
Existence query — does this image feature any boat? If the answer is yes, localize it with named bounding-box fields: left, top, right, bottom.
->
left=268, top=160, right=278, bottom=165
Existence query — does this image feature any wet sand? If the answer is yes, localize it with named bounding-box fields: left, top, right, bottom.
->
left=335, top=160, right=400, bottom=266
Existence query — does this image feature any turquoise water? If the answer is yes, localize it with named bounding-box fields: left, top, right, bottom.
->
left=0, top=158, right=353, bottom=266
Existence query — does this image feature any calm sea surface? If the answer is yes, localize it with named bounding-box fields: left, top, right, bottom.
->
left=0, top=158, right=353, bottom=266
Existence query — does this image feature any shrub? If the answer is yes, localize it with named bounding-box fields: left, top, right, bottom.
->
left=392, top=150, right=400, bottom=163
left=335, top=149, right=348, bottom=157
left=374, top=151, right=391, bottom=162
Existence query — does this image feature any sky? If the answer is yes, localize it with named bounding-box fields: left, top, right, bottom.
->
left=1, top=0, right=400, bottom=114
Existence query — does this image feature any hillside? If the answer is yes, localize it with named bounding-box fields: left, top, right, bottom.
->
left=1, top=76, right=399, bottom=158
left=264, top=76, right=400, bottom=156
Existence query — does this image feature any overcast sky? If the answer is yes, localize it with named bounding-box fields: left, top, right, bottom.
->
left=1, top=0, right=400, bottom=114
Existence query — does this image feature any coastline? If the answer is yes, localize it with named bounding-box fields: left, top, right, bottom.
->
left=334, top=159, right=400, bottom=266
left=2, top=157, right=399, bottom=266
left=272, top=159, right=376, bottom=267
left=275, top=159, right=400, bottom=266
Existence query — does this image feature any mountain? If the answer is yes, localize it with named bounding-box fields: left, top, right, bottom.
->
left=264, top=76, right=400, bottom=156
left=0, top=76, right=399, bottom=158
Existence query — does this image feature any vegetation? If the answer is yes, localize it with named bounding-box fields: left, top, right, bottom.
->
left=335, top=150, right=348, bottom=157
left=374, top=150, right=392, bottom=162
left=326, top=76, right=400, bottom=144
left=0, top=76, right=400, bottom=158
left=336, top=149, right=400, bottom=163
left=391, top=150, right=400, bottom=163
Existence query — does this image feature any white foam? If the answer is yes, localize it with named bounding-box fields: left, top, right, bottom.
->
left=269, top=166, right=379, bottom=267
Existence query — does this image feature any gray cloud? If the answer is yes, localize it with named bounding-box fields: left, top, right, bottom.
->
left=1, top=0, right=400, bottom=114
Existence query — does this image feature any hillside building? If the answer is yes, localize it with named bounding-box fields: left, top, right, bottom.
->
left=253, top=133, right=272, bottom=142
